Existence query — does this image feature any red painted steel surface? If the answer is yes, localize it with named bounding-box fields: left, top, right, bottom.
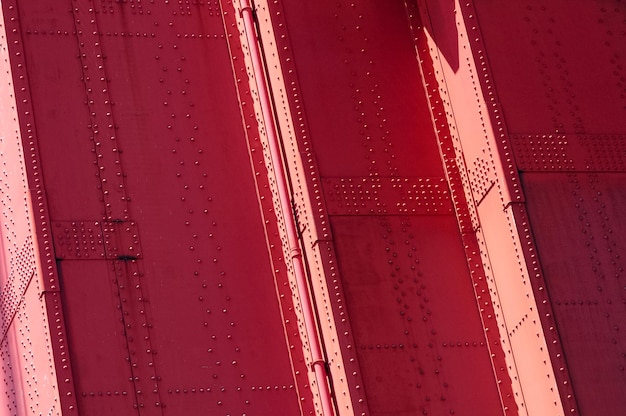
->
left=1, top=0, right=626, bottom=415
left=471, top=1, right=626, bottom=414
left=256, top=1, right=513, bottom=414
left=414, top=1, right=569, bottom=414
left=1, top=0, right=314, bottom=414
left=238, top=1, right=335, bottom=413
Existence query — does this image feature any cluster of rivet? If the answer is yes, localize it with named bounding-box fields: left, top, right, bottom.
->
left=523, top=172, right=626, bottom=410
left=323, top=177, right=452, bottom=216
left=0, top=238, right=35, bottom=338
left=51, top=220, right=142, bottom=260
left=98, top=0, right=146, bottom=15
left=469, top=156, right=496, bottom=204
left=0, top=337, right=17, bottom=415
left=52, top=222, right=105, bottom=260
left=512, top=134, right=626, bottom=172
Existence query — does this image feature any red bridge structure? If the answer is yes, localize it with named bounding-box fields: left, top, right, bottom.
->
left=0, top=1, right=624, bottom=415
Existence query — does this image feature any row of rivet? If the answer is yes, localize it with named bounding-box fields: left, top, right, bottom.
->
left=225, top=3, right=315, bottom=413
left=71, top=1, right=160, bottom=411
left=323, top=176, right=452, bottom=216
left=512, top=134, right=626, bottom=172
left=405, top=3, right=521, bottom=413
left=377, top=216, right=458, bottom=415
left=1, top=1, right=78, bottom=413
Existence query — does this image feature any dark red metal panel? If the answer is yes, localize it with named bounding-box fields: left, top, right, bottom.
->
left=523, top=173, right=626, bottom=415
left=331, top=216, right=502, bottom=415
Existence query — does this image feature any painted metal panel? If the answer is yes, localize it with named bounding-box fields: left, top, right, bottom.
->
left=332, top=215, right=502, bottom=415
left=523, top=173, right=626, bottom=415
left=3, top=0, right=314, bottom=414
left=472, top=0, right=626, bottom=136
left=256, top=0, right=512, bottom=414
left=8, top=277, right=63, bottom=416
left=468, top=0, right=626, bottom=414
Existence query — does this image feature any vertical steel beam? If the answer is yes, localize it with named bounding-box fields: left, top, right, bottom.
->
left=238, top=1, right=335, bottom=415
